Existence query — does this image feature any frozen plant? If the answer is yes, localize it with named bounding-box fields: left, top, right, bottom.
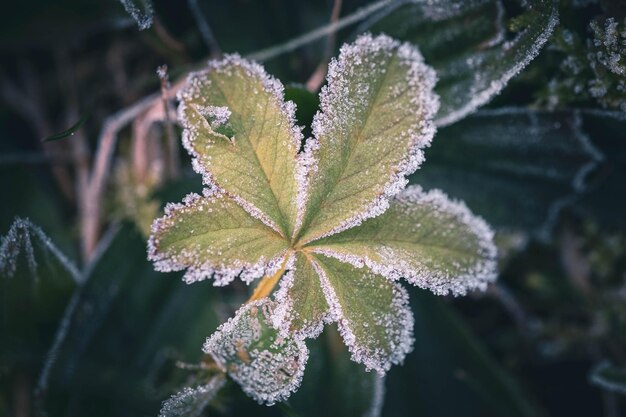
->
left=148, top=34, right=497, bottom=405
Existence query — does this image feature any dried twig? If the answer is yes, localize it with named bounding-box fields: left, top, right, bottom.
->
left=306, top=0, right=343, bottom=92
left=187, top=0, right=221, bottom=57
left=246, top=0, right=391, bottom=62
left=157, top=65, right=180, bottom=178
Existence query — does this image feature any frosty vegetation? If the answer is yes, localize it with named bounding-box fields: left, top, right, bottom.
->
left=118, top=0, right=154, bottom=30
left=549, top=17, right=626, bottom=111
left=148, top=34, right=498, bottom=405
left=359, top=0, right=559, bottom=126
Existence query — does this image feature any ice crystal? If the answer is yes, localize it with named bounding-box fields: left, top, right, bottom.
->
left=159, top=375, right=226, bottom=417
left=203, top=299, right=308, bottom=405
left=149, top=33, right=498, bottom=405
left=358, top=0, right=559, bottom=126
left=547, top=18, right=626, bottom=112
left=0, top=218, right=80, bottom=282
left=118, top=0, right=153, bottom=30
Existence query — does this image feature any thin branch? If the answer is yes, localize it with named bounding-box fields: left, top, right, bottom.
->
left=187, top=0, right=221, bottom=57
left=246, top=0, right=392, bottom=62
left=306, top=0, right=343, bottom=92
left=157, top=65, right=180, bottom=178
left=0, top=68, right=75, bottom=201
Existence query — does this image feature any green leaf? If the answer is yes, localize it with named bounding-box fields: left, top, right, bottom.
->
left=360, top=0, right=559, bottom=126
left=590, top=362, right=626, bottom=395
left=203, top=298, right=309, bottom=405
left=309, top=254, right=414, bottom=374
left=44, top=224, right=224, bottom=416
left=0, top=219, right=78, bottom=374
left=148, top=192, right=289, bottom=285
left=385, top=289, right=541, bottom=417
left=295, top=33, right=438, bottom=244
left=271, top=252, right=332, bottom=338
left=178, top=55, right=302, bottom=237
left=290, top=326, right=385, bottom=417
left=158, top=375, right=226, bottom=417
left=42, top=110, right=89, bottom=142
left=309, top=185, right=497, bottom=296
left=412, top=108, right=604, bottom=233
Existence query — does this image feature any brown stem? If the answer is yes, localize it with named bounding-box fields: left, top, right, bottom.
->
left=157, top=65, right=180, bottom=179
left=248, top=256, right=289, bottom=302
left=305, top=0, right=343, bottom=93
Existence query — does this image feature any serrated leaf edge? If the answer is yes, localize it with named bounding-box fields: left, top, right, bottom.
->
left=311, top=185, right=498, bottom=296
left=311, top=255, right=415, bottom=375
left=203, top=299, right=309, bottom=405
left=147, top=191, right=287, bottom=286
left=296, top=33, right=440, bottom=244
left=178, top=54, right=304, bottom=237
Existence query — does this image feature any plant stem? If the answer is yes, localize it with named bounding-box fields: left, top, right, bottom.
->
left=246, top=0, right=392, bottom=62
left=248, top=256, right=289, bottom=302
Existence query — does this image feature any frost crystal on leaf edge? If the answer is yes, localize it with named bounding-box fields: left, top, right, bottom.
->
left=313, top=185, right=498, bottom=296
left=147, top=191, right=287, bottom=286
left=297, top=33, right=440, bottom=243
left=177, top=54, right=304, bottom=236
left=203, top=299, right=309, bottom=405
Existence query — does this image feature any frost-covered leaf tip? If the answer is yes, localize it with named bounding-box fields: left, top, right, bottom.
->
left=203, top=299, right=308, bottom=405
left=148, top=33, right=497, bottom=403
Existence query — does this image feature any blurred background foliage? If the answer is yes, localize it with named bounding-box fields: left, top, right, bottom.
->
left=1, top=0, right=625, bottom=416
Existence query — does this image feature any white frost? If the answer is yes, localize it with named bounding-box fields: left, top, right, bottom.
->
left=147, top=191, right=287, bottom=286
left=297, top=33, right=439, bottom=243
left=313, top=185, right=498, bottom=297
left=203, top=299, right=309, bottom=405
left=177, top=53, right=303, bottom=236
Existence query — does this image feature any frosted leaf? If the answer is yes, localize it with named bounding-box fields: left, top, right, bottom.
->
left=159, top=374, right=226, bottom=417
left=590, top=362, right=626, bottom=395
left=0, top=218, right=80, bottom=283
left=178, top=54, right=302, bottom=237
left=311, top=254, right=414, bottom=374
left=412, top=108, right=604, bottom=235
left=1, top=218, right=79, bottom=399
left=360, top=0, right=558, bottom=126
left=309, top=185, right=497, bottom=296
left=203, top=299, right=309, bottom=405
left=118, top=0, right=153, bottom=30
left=271, top=252, right=333, bottom=339
left=148, top=192, right=289, bottom=286
left=296, top=33, right=439, bottom=244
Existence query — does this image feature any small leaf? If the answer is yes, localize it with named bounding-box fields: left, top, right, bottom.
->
left=310, top=254, right=414, bottom=374
left=148, top=191, right=289, bottom=285
left=159, top=374, right=226, bottom=417
left=360, top=0, right=559, bottom=126
left=271, top=252, right=332, bottom=339
left=310, top=186, right=497, bottom=296
left=203, top=298, right=309, bottom=405
left=295, top=33, right=439, bottom=244
left=42, top=111, right=89, bottom=142
left=412, top=108, right=604, bottom=234
left=0, top=218, right=78, bottom=376
left=590, top=362, right=626, bottom=395
left=178, top=55, right=302, bottom=236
